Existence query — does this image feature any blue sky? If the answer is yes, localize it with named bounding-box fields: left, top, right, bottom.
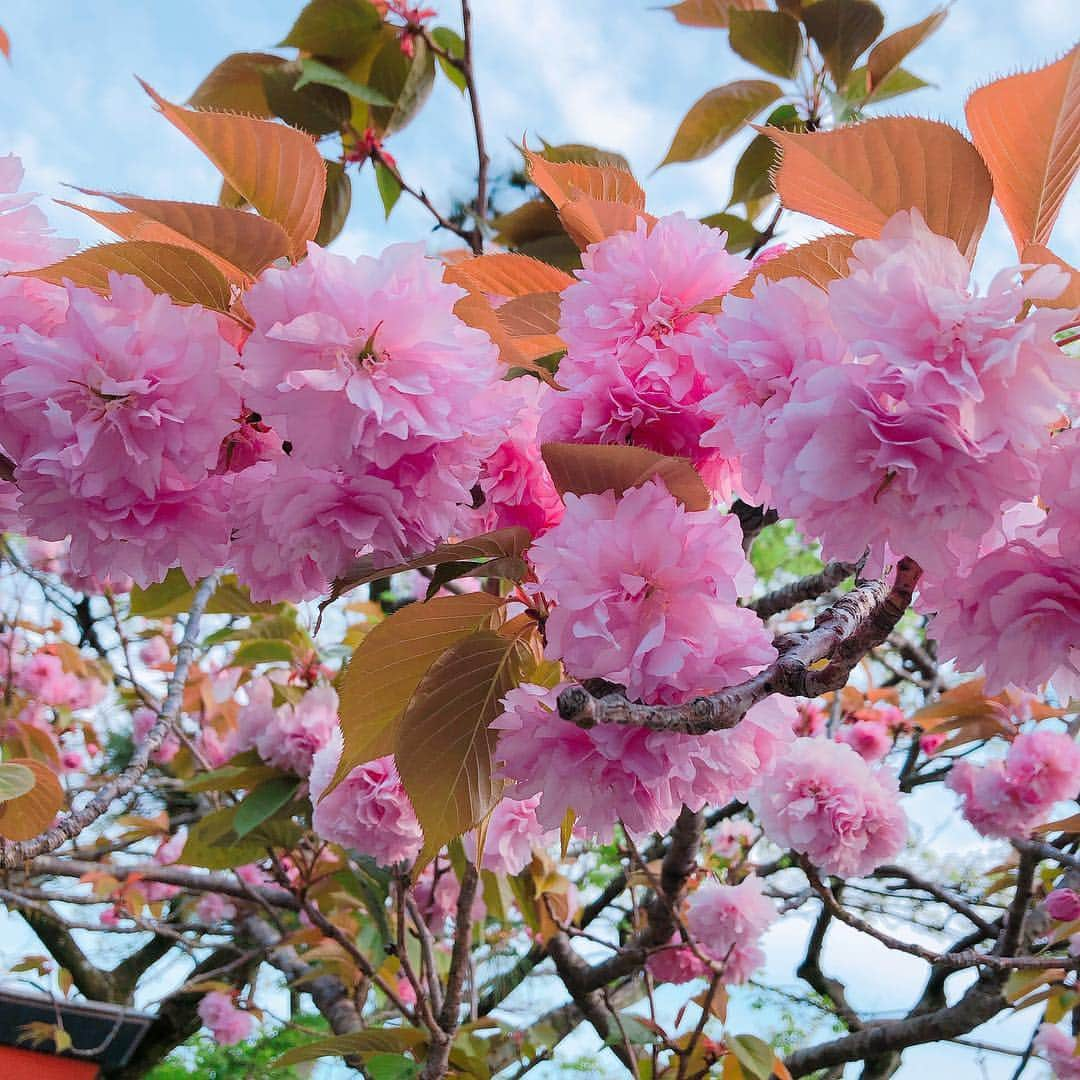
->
left=2, top=0, right=1078, bottom=279
left=2, top=3, right=1079, bottom=1076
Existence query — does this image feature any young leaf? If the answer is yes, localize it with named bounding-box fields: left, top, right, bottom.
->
left=15, top=240, right=233, bottom=314
left=446, top=252, right=574, bottom=297
left=431, top=27, right=467, bottom=92
left=865, top=7, right=947, bottom=94
left=68, top=190, right=290, bottom=281
left=316, top=160, right=353, bottom=246
left=188, top=52, right=285, bottom=117
left=274, top=1028, right=426, bottom=1068
left=801, top=0, right=885, bottom=88
left=847, top=65, right=930, bottom=104
left=0, top=25, right=9, bottom=61
left=730, top=234, right=856, bottom=297
left=728, top=10, right=803, bottom=79
left=665, top=0, right=767, bottom=28
left=524, top=150, right=646, bottom=210
left=558, top=194, right=652, bottom=249
left=279, top=0, right=382, bottom=60
left=965, top=45, right=1080, bottom=252
left=661, top=80, right=782, bottom=166
left=494, top=292, right=563, bottom=337
left=332, top=593, right=506, bottom=791
left=728, top=1033, right=777, bottom=1080
left=540, top=442, right=710, bottom=511
left=766, top=117, right=993, bottom=260
left=140, top=81, right=326, bottom=260
left=0, top=760, right=64, bottom=842
left=374, top=161, right=402, bottom=219
left=233, top=777, right=301, bottom=838
left=0, top=762, right=36, bottom=802
left=396, top=630, right=533, bottom=865
left=538, top=140, right=631, bottom=170
left=294, top=57, right=392, bottom=104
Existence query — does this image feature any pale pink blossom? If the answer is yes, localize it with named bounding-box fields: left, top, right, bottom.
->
left=494, top=684, right=792, bottom=838
left=686, top=876, right=776, bottom=984
left=749, top=738, right=906, bottom=877
left=711, top=819, right=757, bottom=860
left=646, top=937, right=708, bottom=984
left=1045, top=889, right=1080, bottom=922
left=947, top=729, right=1080, bottom=838
left=836, top=718, right=892, bottom=762
left=239, top=681, right=338, bottom=777
left=413, top=863, right=487, bottom=929
left=793, top=700, right=827, bottom=738
left=466, top=795, right=549, bottom=876
left=528, top=480, right=775, bottom=704
left=308, top=729, right=422, bottom=866
left=196, top=893, right=238, bottom=923
left=926, top=537, right=1080, bottom=698
left=156, top=828, right=187, bottom=866
left=1039, top=427, right=1080, bottom=552
left=132, top=705, right=180, bottom=765
left=139, top=636, right=171, bottom=667
left=539, top=214, right=749, bottom=496
left=1035, top=1024, right=1080, bottom=1079
left=16, top=652, right=82, bottom=707
left=197, top=991, right=254, bottom=1046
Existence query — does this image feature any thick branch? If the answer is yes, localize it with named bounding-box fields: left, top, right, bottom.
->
left=0, top=572, right=221, bottom=867
left=19, top=904, right=116, bottom=1002
left=558, top=559, right=922, bottom=734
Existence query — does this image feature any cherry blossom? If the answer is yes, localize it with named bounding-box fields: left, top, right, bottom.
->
left=197, top=991, right=253, bottom=1046
left=686, top=876, right=776, bottom=984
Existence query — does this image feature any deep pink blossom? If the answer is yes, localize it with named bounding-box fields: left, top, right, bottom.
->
left=686, top=876, right=776, bottom=984
left=1045, top=889, right=1080, bottom=922
left=466, top=795, right=549, bottom=876
left=793, top=700, right=827, bottom=738
left=528, top=480, right=775, bottom=704
left=413, top=863, right=487, bottom=929
left=919, top=732, right=946, bottom=756
left=1035, top=1024, right=1080, bottom=1079
left=308, top=729, right=423, bottom=866
left=132, top=705, right=180, bottom=765
left=197, top=991, right=253, bottom=1046
left=646, top=937, right=708, bottom=984
left=836, top=719, right=891, bottom=763
left=750, top=738, right=906, bottom=877
left=539, top=214, right=749, bottom=496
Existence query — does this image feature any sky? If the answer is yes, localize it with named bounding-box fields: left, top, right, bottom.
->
left=2, top=1, right=1079, bottom=1076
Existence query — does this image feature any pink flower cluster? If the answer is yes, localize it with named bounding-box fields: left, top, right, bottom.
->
left=686, top=875, right=776, bottom=984
left=494, top=682, right=794, bottom=837
left=234, top=679, right=338, bottom=777
left=234, top=242, right=519, bottom=600
left=947, top=728, right=1080, bottom=838
left=749, top=738, right=906, bottom=877
left=539, top=213, right=749, bottom=497
left=197, top=991, right=254, bottom=1046
left=1035, top=1024, right=1080, bottom=1079
left=700, top=210, right=1076, bottom=580
left=528, top=479, right=775, bottom=705
left=465, top=794, right=549, bottom=875
left=308, top=729, right=423, bottom=867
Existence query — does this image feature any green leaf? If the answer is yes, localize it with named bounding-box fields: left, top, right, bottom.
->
left=279, top=0, right=382, bottom=60
left=397, top=630, right=534, bottom=867
left=273, top=1028, right=426, bottom=1067
left=316, top=159, right=352, bottom=247
left=262, top=60, right=351, bottom=136
left=701, top=211, right=759, bottom=253
left=0, top=762, right=35, bottom=802
left=728, top=103, right=802, bottom=206
left=846, top=64, right=930, bottom=104
left=366, top=1056, right=421, bottom=1080
left=661, top=80, right=782, bottom=166
left=802, top=0, right=884, bottom=88
left=129, top=569, right=281, bottom=618
left=729, top=1033, right=777, bottom=1080
left=368, top=34, right=436, bottom=136
left=233, top=777, right=301, bottom=838
left=431, top=27, right=467, bottom=92
left=331, top=593, right=506, bottom=791
left=182, top=804, right=303, bottom=869
left=294, top=57, right=392, bottom=104
left=181, top=761, right=280, bottom=794
left=375, top=161, right=403, bottom=219
left=728, top=10, right=803, bottom=79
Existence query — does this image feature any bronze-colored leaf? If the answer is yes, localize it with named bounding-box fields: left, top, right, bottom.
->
left=445, top=253, right=574, bottom=298
left=188, top=52, right=286, bottom=117
left=865, top=7, right=947, bottom=94
left=524, top=149, right=646, bottom=211
left=558, top=194, right=652, bottom=249
left=330, top=593, right=506, bottom=792
left=766, top=118, right=993, bottom=261
left=661, top=80, right=783, bottom=167
left=540, top=442, right=710, bottom=511
left=664, top=0, right=766, bottom=28
left=397, top=629, right=534, bottom=866
left=965, top=45, right=1080, bottom=252
left=728, top=10, right=803, bottom=79
left=494, top=292, right=563, bottom=337
left=15, top=240, right=233, bottom=314
left=140, top=80, right=326, bottom=261
left=0, top=760, right=64, bottom=842
left=802, top=0, right=884, bottom=87
left=729, top=234, right=856, bottom=297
